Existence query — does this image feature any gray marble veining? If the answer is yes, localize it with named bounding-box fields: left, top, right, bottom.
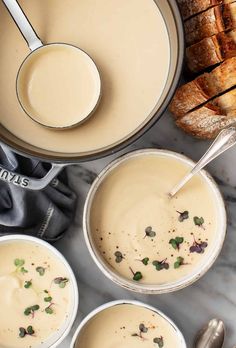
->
left=56, top=110, right=236, bottom=348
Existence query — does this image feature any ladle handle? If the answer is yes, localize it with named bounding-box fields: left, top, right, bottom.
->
left=169, top=126, right=236, bottom=197
left=2, top=0, right=43, bottom=51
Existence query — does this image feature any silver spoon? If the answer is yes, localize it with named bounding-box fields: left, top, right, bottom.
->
left=194, top=318, right=225, bottom=348
left=169, top=126, right=236, bottom=198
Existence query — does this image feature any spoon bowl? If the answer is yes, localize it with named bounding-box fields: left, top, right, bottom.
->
left=195, top=319, right=225, bottom=348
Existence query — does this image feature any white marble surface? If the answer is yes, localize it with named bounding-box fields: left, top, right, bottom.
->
left=56, top=110, right=236, bottom=348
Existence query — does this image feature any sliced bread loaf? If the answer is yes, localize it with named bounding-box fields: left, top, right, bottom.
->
left=169, top=57, right=236, bottom=118
left=175, top=88, right=236, bottom=139
left=184, top=2, right=236, bottom=46
left=177, top=0, right=222, bottom=20
left=177, top=0, right=235, bottom=20
left=186, top=29, right=236, bottom=73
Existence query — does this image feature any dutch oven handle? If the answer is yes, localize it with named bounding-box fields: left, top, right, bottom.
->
left=0, top=162, right=65, bottom=190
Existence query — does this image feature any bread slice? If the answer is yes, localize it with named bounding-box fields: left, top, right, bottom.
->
left=176, top=88, right=236, bottom=139
left=177, top=0, right=235, bottom=20
left=169, top=57, right=236, bottom=118
left=184, top=2, right=236, bottom=46
left=177, top=0, right=222, bottom=20
left=186, top=29, right=236, bottom=73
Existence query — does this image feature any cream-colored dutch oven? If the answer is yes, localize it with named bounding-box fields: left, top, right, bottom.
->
left=0, top=0, right=184, bottom=190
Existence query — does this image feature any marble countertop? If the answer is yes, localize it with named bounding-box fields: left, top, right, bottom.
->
left=56, top=110, right=236, bottom=348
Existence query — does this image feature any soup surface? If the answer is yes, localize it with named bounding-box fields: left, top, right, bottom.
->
left=0, top=0, right=170, bottom=153
left=90, top=153, right=219, bottom=285
left=17, top=44, right=101, bottom=128
left=0, top=241, right=72, bottom=348
left=75, top=304, right=184, bottom=348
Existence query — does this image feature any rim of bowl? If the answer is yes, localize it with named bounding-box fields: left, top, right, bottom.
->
left=0, top=234, right=79, bottom=348
left=70, top=299, right=187, bottom=348
left=83, top=148, right=227, bottom=294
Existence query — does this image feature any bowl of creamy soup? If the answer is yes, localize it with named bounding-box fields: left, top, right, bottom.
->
left=83, top=149, right=227, bottom=294
left=0, top=234, right=78, bottom=348
left=70, top=300, right=187, bottom=348
left=0, top=0, right=184, bottom=190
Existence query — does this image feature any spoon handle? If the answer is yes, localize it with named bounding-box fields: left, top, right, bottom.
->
left=169, top=126, right=236, bottom=197
left=2, top=0, right=43, bottom=51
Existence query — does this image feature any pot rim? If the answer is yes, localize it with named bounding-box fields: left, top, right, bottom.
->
left=0, top=234, right=79, bottom=348
left=0, top=0, right=184, bottom=163
left=83, top=148, right=227, bottom=294
left=70, top=299, right=187, bottom=348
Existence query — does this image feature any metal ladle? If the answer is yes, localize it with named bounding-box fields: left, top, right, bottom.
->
left=2, top=0, right=101, bottom=129
left=169, top=127, right=236, bottom=198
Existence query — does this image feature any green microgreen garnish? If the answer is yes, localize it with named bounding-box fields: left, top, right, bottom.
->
left=36, top=266, right=45, bottom=276
left=169, top=237, right=184, bottom=250
left=19, top=326, right=35, bottom=338
left=19, top=327, right=26, bottom=338
left=194, top=216, right=205, bottom=229
left=177, top=210, right=189, bottom=222
left=24, top=280, right=32, bottom=289
left=24, top=305, right=40, bottom=318
left=132, top=323, right=148, bottom=339
left=139, top=323, right=148, bottom=333
left=53, top=277, right=69, bottom=288
left=144, top=226, right=156, bottom=238
left=141, top=257, right=149, bottom=266
left=44, top=296, right=52, bottom=302
left=174, top=256, right=185, bottom=269
left=20, top=267, right=28, bottom=274
left=114, top=251, right=125, bottom=263
left=133, top=272, right=143, bottom=281
left=45, top=306, right=54, bottom=314
left=129, top=267, right=143, bottom=281
left=14, top=259, right=28, bottom=274
left=43, top=290, right=54, bottom=314
left=14, top=259, right=25, bottom=267
left=153, top=336, right=164, bottom=347
left=27, top=326, right=34, bottom=335
left=152, top=259, right=169, bottom=271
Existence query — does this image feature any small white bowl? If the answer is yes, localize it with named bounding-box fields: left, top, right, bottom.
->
left=83, top=148, right=227, bottom=294
left=0, top=234, right=79, bottom=348
left=70, top=300, right=187, bottom=348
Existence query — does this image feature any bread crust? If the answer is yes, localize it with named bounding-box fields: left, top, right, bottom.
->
left=185, top=2, right=236, bottom=46
left=177, top=0, right=222, bottom=20
left=169, top=57, right=236, bottom=118
left=176, top=89, right=236, bottom=139
left=186, top=30, right=236, bottom=72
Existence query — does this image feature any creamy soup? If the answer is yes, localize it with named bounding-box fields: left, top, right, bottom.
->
left=75, top=304, right=183, bottom=348
left=0, top=0, right=170, bottom=152
left=17, top=44, right=101, bottom=128
left=90, top=153, right=218, bottom=285
left=0, top=241, right=72, bottom=348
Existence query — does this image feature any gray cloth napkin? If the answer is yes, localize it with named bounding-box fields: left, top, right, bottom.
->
left=0, top=145, right=77, bottom=242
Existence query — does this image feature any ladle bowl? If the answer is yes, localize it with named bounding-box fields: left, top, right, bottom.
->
left=3, top=0, right=101, bottom=129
